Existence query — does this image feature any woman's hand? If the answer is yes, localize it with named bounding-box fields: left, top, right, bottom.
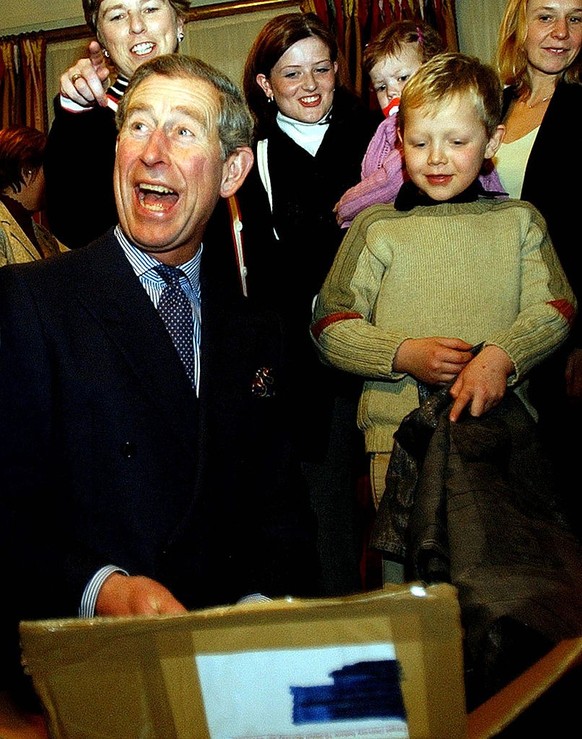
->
left=60, top=41, right=111, bottom=108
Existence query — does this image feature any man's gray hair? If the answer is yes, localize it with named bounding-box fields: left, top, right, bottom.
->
left=116, top=54, right=253, bottom=158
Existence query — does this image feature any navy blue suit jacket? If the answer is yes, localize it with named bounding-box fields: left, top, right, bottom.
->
left=0, top=224, right=319, bottom=689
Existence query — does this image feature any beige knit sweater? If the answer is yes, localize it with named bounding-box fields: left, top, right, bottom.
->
left=311, top=197, right=576, bottom=453
left=0, top=200, right=68, bottom=266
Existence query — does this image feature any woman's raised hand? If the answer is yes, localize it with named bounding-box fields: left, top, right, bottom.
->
left=60, top=40, right=111, bottom=108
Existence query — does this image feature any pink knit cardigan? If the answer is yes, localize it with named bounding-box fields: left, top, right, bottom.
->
left=336, top=110, right=506, bottom=228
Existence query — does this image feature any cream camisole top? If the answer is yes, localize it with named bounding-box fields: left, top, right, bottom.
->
left=494, top=127, right=539, bottom=199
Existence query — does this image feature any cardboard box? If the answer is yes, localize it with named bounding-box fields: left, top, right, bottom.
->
left=19, top=583, right=467, bottom=739
left=466, top=635, right=582, bottom=738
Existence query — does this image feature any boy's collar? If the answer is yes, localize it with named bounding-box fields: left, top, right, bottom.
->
left=394, top=179, right=489, bottom=211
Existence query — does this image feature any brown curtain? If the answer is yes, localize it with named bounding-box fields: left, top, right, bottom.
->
left=302, top=0, right=458, bottom=97
left=0, top=32, right=47, bottom=132
left=0, top=38, right=18, bottom=129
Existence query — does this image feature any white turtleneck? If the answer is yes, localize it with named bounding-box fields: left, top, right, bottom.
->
left=276, top=109, right=332, bottom=156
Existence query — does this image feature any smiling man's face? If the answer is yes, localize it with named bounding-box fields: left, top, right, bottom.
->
left=114, top=73, right=228, bottom=264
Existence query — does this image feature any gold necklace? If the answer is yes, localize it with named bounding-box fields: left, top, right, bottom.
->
left=521, top=94, right=552, bottom=109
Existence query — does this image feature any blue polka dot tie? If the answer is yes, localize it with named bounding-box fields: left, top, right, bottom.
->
left=155, top=264, right=196, bottom=388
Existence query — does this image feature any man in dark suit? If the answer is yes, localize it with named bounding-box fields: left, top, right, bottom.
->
left=0, top=54, right=319, bottom=699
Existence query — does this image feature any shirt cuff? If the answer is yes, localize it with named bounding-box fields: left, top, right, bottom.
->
left=59, top=94, right=94, bottom=114
left=237, top=593, right=272, bottom=604
left=79, top=565, right=128, bottom=617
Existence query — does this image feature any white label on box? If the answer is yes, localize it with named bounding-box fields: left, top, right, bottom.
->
left=196, top=643, right=409, bottom=738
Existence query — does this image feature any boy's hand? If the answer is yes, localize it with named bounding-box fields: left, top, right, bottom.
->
left=394, top=336, right=474, bottom=384
left=448, top=344, right=513, bottom=422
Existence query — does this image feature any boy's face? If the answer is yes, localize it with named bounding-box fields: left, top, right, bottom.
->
left=400, top=92, right=504, bottom=201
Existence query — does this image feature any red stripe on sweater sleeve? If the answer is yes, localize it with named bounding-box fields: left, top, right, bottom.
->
left=549, top=299, right=576, bottom=325
left=311, top=312, right=363, bottom=340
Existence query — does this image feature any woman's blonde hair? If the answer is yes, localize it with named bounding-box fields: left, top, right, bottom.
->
left=495, top=0, right=582, bottom=96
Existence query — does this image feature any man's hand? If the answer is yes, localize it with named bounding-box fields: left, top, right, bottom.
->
left=60, top=41, right=111, bottom=108
left=448, top=344, right=513, bottom=422
left=95, top=573, right=187, bottom=616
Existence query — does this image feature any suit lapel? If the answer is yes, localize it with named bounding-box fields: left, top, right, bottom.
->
left=76, top=232, right=199, bottom=453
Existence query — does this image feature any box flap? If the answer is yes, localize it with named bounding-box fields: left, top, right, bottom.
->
left=20, top=583, right=466, bottom=738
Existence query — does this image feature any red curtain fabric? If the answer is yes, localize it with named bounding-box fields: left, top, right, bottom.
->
left=0, top=32, right=47, bottom=131
left=303, top=0, right=458, bottom=97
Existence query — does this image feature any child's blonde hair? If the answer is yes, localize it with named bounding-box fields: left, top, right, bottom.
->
left=399, top=52, right=503, bottom=137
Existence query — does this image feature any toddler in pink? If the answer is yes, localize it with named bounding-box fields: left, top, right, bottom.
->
left=335, top=21, right=505, bottom=228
